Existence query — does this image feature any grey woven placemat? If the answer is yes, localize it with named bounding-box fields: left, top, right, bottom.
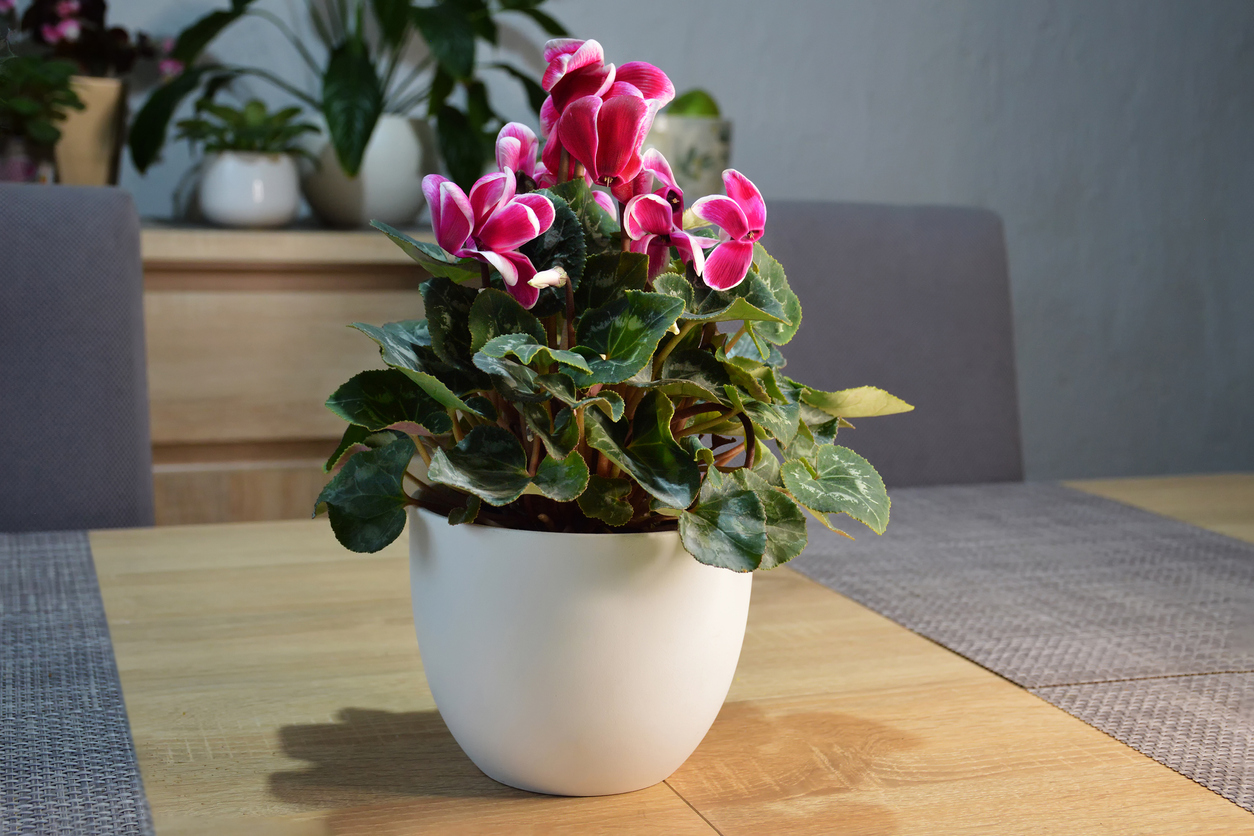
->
left=1, top=531, right=153, bottom=835
left=793, top=482, right=1254, bottom=811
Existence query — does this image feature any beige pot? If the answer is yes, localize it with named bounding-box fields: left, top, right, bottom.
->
left=54, top=76, right=127, bottom=186
left=644, top=115, right=733, bottom=201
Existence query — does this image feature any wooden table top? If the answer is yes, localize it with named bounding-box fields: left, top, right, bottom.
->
left=89, top=474, right=1254, bottom=835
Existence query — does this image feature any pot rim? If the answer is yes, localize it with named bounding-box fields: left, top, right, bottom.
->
left=409, top=505, right=681, bottom=543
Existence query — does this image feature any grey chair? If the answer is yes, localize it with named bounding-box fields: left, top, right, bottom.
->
left=762, top=200, right=1023, bottom=487
left=0, top=184, right=154, bottom=531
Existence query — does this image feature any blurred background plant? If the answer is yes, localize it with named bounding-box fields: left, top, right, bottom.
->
left=13, top=0, right=160, bottom=77
left=0, top=52, right=83, bottom=179
left=129, top=0, right=566, bottom=188
left=174, top=97, right=318, bottom=157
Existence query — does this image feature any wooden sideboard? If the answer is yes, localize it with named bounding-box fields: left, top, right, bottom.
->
left=142, top=227, right=432, bottom=525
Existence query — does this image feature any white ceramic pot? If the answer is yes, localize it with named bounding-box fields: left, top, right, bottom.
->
left=645, top=114, right=733, bottom=201
left=407, top=507, right=753, bottom=796
left=198, top=151, right=300, bottom=228
left=302, top=114, right=429, bottom=228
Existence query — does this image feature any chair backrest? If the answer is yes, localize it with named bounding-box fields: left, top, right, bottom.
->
left=0, top=184, right=154, bottom=531
left=762, top=200, right=1023, bottom=487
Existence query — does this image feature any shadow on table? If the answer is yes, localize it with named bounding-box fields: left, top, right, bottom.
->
left=269, top=707, right=517, bottom=806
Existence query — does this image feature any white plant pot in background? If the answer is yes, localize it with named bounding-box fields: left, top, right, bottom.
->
left=303, top=114, right=430, bottom=228
left=645, top=114, right=733, bottom=201
left=407, top=507, right=753, bottom=796
left=198, top=151, right=300, bottom=228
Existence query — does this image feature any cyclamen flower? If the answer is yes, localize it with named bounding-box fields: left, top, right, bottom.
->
left=424, top=171, right=557, bottom=310
left=549, top=92, right=657, bottom=203
left=496, top=122, right=616, bottom=218
left=0, top=0, right=15, bottom=13
left=690, top=170, right=768, bottom=290
left=158, top=58, right=185, bottom=79
left=41, top=17, right=80, bottom=43
left=55, top=0, right=80, bottom=17
left=495, top=123, right=550, bottom=188
left=622, top=149, right=707, bottom=278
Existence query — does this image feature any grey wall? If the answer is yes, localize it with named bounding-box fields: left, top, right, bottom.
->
left=112, top=0, right=1254, bottom=481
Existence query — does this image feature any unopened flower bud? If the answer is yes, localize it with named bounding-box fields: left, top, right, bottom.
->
left=528, top=266, right=569, bottom=289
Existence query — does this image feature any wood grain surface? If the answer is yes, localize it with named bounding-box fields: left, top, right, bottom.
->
left=89, top=475, right=1254, bottom=834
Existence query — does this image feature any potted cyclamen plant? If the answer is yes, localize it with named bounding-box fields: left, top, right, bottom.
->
left=316, top=38, right=912, bottom=797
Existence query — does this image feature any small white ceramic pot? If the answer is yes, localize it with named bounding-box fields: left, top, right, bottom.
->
left=407, top=507, right=753, bottom=796
left=198, top=151, right=300, bottom=228
left=302, top=114, right=430, bottom=228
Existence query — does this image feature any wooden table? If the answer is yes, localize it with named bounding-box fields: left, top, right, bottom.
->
left=89, top=475, right=1254, bottom=835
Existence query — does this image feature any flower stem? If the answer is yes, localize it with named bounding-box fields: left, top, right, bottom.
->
left=564, top=276, right=576, bottom=349
left=652, top=320, right=698, bottom=377
left=559, top=149, right=571, bottom=183
left=448, top=410, right=464, bottom=443
left=677, top=409, right=741, bottom=437
left=480, top=262, right=490, bottom=290
left=725, top=324, right=748, bottom=350
left=412, top=435, right=433, bottom=467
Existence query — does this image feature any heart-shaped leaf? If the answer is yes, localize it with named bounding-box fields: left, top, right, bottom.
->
left=426, top=425, right=531, bottom=506
left=447, top=494, right=481, bottom=525
left=315, top=434, right=415, bottom=553
left=468, top=288, right=546, bottom=352
left=584, top=391, right=701, bottom=510
left=642, top=349, right=733, bottom=404
left=653, top=270, right=789, bottom=324
left=679, top=468, right=766, bottom=572
left=352, top=321, right=487, bottom=416
left=326, top=369, right=452, bottom=435
left=736, top=469, right=807, bottom=569
left=570, top=291, right=684, bottom=386
left=422, top=278, right=479, bottom=366
left=750, top=244, right=802, bottom=345
left=371, top=221, right=481, bottom=284
left=801, top=386, right=915, bottom=418
left=577, top=474, right=634, bottom=526
left=479, top=333, right=592, bottom=374
left=574, top=252, right=649, bottom=311
left=781, top=445, right=890, bottom=534
left=532, top=450, right=590, bottom=502
left=519, top=403, right=580, bottom=460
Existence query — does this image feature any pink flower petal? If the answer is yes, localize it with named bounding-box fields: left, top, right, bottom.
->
left=723, top=169, right=766, bottom=232
left=673, top=231, right=707, bottom=277
left=478, top=250, right=519, bottom=287
left=594, top=95, right=652, bottom=186
left=512, top=193, right=556, bottom=236
left=550, top=63, right=616, bottom=113
left=691, top=194, right=750, bottom=240
left=556, top=96, right=603, bottom=181
left=496, top=123, right=537, bottom=174
left=540, top=96, right=559, bottom=137
left=541, top=135, right=563, bottom=181
left=477, top=201, right=541, bottom=253
left=614, top=62, right=676, bottom=106
left=542, top=39, right=605, bottom=91
left=543, top=39, right=584, bottom=64
left=468, top=171, right=515, bottom=227
left=701, top=241, right=754, bottom=290
left=644, top=236, right=673, bottom=279
left=424, top=175, right=473, bottom=254
left=623, top=194, right=673, bottom=240
left=602, top=81, right=643, bottom=99
left=641, top=148, right=678, bottom=194
left=592, top=189, right=617, bottom=218
left=499, top=252, right=541, bottom=309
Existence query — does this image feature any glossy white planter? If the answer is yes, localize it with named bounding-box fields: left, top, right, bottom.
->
left=407, top=507, right=753, bottom=796
left=199, top=152, right=299, bottom=228
left=303, top=114, right=428, bottom=228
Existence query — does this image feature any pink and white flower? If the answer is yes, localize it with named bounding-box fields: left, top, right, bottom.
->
left=495, top=122, right=549, bottom=187
left=690, top=170, right=768, bottom=290
left=622, top=149, right=708, bottom=278
left=41, top=17, right=80, bottom=43
left=423, top=171, right=557, bottom=309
